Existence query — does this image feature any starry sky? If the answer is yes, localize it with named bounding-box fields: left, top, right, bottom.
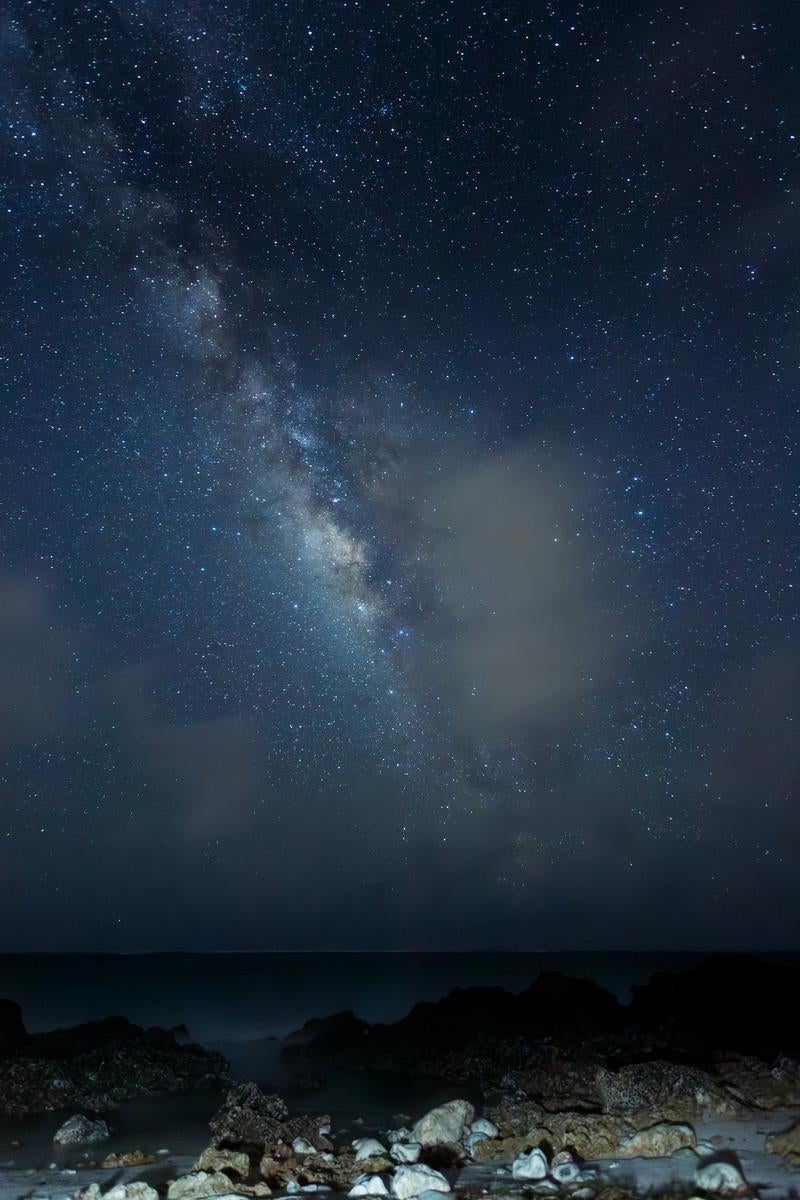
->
left=1, top=0, right=798, bottom=952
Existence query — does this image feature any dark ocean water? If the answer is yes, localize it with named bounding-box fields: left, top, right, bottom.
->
left=2, top=950, right=800, bottom=1043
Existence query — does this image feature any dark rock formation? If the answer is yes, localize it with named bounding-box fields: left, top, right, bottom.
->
left=0, top=1009, right=230, bottom=1116
left=628, top=954, right=800, bottom=1057
left=207, top=1082, right=332, bottom=1156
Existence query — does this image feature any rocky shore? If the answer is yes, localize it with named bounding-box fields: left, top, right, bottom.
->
left=2, top=956, right=800, bottom=1199
left=0, top=1003, right=229, bottom=1117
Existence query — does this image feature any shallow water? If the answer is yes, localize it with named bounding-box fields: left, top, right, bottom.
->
left=3, top=1110, right=800, bottom=1200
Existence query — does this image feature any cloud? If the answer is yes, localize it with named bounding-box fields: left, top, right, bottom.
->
left=400, top=445, right=618, bottom=735
left=0, top=574, right=86, bottom=755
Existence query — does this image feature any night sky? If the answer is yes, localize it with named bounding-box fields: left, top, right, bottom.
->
left=2, top=1, right=798, bottom=952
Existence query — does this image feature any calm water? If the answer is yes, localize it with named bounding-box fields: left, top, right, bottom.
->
left=2, top=950, right=799, bottom=1042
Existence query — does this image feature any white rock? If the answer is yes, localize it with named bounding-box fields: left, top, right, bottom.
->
left=390, top=1143, right=421, bottom=1164
left=106, top=1186, right=159, bottom=1200
left=411, top=1101, right=474, bottom=1147
left=511, top=1149, right=548, bottom=1181
left=53, top=1116, right=110, bottom=1146
left=620, top=1122, right=696, bottom=1158
left=390, top=1165, right=451, bottom=1199
left=387, top=1129, right=412, bottom=1146
left=167, top=1173, right=246, bottom=1200
left=293, top=1138, right=316, bottom=1156
left=348, top=1177, right=389, bottom=1198
left=694, top=1161, right=747, bottom=1195
left=469, top=1119, right=498, bottom=1139
left=464, top=1133, right=488, bottom=1156
left=550, top=1161, right=580, bottom=1184
left=286, top=1185, right=300, bottom=1196
left=354, top=1139, right=388, bottom=1161
left=196, top=1149, right=250, bottom=1178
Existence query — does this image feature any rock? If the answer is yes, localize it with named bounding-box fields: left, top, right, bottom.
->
left=209, top=1083, right=289, bottom=1147
left=485, top=1104, right=634, bottom=1160
left=629, top=954, right=800, bottom=1057
left=469, top=1118, right=498, bottom=1138
left=694, top=1160, right=748, bottom=1195
left=765, top=1121, right=800, bottom=1164
left=260, top=1150, right=390, bottom=1193
left=390, top=1143, right=421, bottom=1164
left=348, top=1177, right=389, bottom=1197
left=472, top=1135, right=533, bottom=1164
left=354, top=1139, right=387, bottom=1161
left=718, top=1055, right=800, bottom=1110
left=596, top=1062, right=738, bottom=1121
left=293, top=1139, right=316, bottom=1156
left=54, top=1115, right=110, bottom=1146
left=283, top=1012, right=370, bottom=1058
left=511, top=1148, right=548, bottom=1180
left=411, top=1101, right=474, bottom=1146
left=549, top=1150, right=580, bottom=1184
left=391, top=1165, right=451, bottom=1199
left=502, top=1055, right=602, bottom=1112
left=196, top=1148, right=251, bottom=1178
left=619, top=1121, right=696, bottom=1157
left=464, top=1133, right=487, bottom=1155
left=102, top=1150, right=158, bottom=1168
left=0, top=1015, right=230, bottom=1117
left=105, top=1185, right=159, bottom=1200
left=168, top=1172, right=248, bottom=1199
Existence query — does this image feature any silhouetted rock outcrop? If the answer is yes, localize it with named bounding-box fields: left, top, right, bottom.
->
left=0, top=1009, right=230, bottom=1116
left=628, top=954, right=800, bottom=1056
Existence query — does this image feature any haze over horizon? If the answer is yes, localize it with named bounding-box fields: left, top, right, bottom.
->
left=2, top=1, right=798, bottom=953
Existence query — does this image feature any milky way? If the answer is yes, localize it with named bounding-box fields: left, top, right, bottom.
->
left=1, top=1, right=798, bottom=950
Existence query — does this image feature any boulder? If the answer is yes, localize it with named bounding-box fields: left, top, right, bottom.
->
left=511, top=1148, right=548, bottom=1180
left=596, top=1062, right=738, bottom=1121
left=718, top=1055, right=800, bottom=1110
left=102, top=1151, right=158, bottom=1168
left=391, top=1165, right=451, bottom=1199
left=390, top=1143, right=421, bottom=1164
left=469, top=1118, right=498, bottom=1138
left=105, top=1186, right=159, bottom=1200
left=765, top=1121, right=800, bottom=1164
left=486, top=1102, right=634, bottom=1160
left=196, top=1148, right=251, bottom=1178
left=348, top=1177, right=389, bottom=1197
left=619, top=1122, right=696, bottom=1157
left=411, top=1101, right=474, bottom=1146
left=694, top=1159, right=748, bottom=1195
left=549, top=1150, right=580, bottom=1184
left=209, top=1083, right=289, bottom=1147
left=354, top=1139, right=388, bottom=1161
left=464, top=1133, right=488, bottom=1155
left=54, top=1115, right=110, bottom=1145
left=168, top=1173, right=248, bottom=1199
